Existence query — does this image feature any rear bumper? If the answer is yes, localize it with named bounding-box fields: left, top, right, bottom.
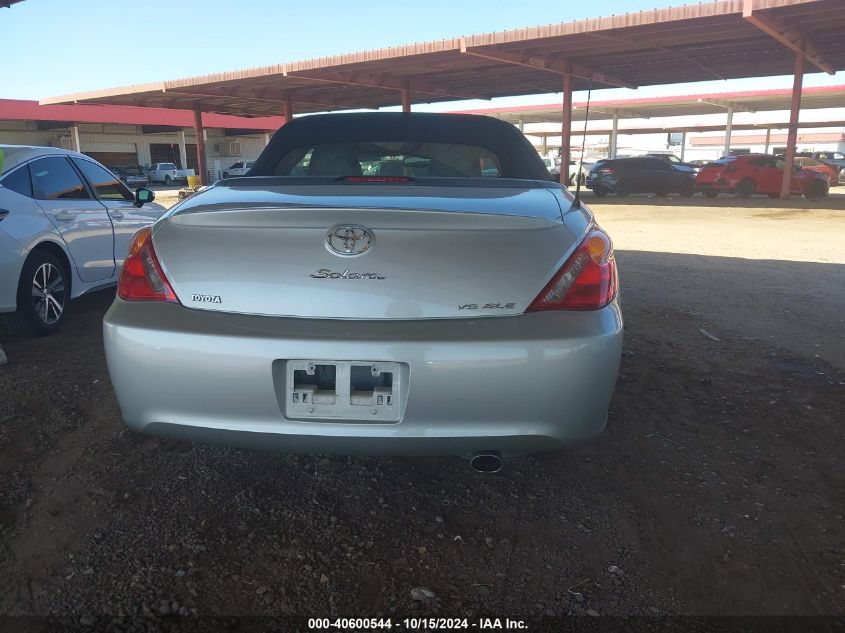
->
left=586, top=176, right=616, bottom=191
left=103, top=300, right=623, bottom=455
left=695, top=180, right=733, bottom=193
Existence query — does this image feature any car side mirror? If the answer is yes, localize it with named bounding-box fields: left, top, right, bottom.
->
left=134, top=187, right=155, bottom=207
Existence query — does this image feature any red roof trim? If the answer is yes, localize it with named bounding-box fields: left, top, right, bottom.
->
left=0, top=99, right=285, bottom=130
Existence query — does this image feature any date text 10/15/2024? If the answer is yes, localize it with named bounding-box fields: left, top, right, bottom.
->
left=308, top=618, right=528, bottom=630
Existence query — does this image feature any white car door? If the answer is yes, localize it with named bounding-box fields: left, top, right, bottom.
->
left=29, top=155, right=115, bottom=283
left=72, top=158, right=163, bottom=268
left=0, top=165, right=51, bottom=312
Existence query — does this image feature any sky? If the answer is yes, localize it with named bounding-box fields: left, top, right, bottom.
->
left=0, top=0, right=841, bottom=108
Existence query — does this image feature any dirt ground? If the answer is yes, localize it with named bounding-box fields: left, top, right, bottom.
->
left=0, top=194, right=843, bottom=625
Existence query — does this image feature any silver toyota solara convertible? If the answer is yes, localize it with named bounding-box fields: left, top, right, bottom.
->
left=104, top=113, right=622, bottom=468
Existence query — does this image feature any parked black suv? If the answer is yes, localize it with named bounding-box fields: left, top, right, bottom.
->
left=644, top=153, right=699, bottom=173
left=586, top=156, right=696, bottom=197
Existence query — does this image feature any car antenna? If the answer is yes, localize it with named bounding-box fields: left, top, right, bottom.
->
left=572, top=78, right=593, bottom=209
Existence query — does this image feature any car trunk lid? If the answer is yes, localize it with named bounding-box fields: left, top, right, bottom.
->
left=152, top=183, right=579, bottom=320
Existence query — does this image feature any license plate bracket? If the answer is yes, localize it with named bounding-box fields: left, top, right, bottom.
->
left=284, top=360, right=404, bottom=422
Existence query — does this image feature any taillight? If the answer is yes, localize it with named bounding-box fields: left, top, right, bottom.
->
left=527, top=227, right=618, bottom=311
left=599, top=167, right=616, bottom=175
left=117, top=227, right=178, bottom=303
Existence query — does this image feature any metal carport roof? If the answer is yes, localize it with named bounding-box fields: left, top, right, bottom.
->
left=40, top=0, right=845, bottom=192
left=523, top=118, right=845, bottom=137
left=42, top=0, right=845, bottom=117
left=523, top=123, right=843, bottom=162
left=457, top=85, right=845, bottom=124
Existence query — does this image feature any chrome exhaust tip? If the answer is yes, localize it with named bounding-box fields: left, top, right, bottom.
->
left=470, top=451, right=503, bottom=473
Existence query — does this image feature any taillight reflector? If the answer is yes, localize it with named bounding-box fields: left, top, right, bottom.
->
left=117, top=227, right=178, bottom=303
left=527, top=227, right=618, bottom=311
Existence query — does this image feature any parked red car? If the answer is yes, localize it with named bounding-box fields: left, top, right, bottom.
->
left=695, top=154, right=829, bottom=198
left=790, top=156, right=839, bottom=186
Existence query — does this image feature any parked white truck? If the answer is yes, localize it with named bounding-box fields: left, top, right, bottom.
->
left=146, top=162, right=194, bottom=185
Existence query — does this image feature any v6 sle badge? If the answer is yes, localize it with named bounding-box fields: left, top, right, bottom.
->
left=457, top=302, right=516, bottom=310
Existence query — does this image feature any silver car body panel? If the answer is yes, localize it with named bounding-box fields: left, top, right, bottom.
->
left=0, top=227, right=27, bottom=312
left=35, top=193, right=116, bottom=283
left=168, top=181, right=567, bottom=220
left=0, top=144, right=164, bottom=313
left=156, top=184, right=582, bottom=320
left=98, top=196, right=164, bottom=269
left=103, top=298, right=622, bottom=455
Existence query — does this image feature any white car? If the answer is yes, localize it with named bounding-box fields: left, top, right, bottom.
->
left=222, top=160, right=255, bottom=178
left=146, top=162, right=189, bottom=185
left=548, top=158, right=593, bottom=186
left=568, top=160, right=594, bottom=186
left=0, top=145, right=165, bottom=335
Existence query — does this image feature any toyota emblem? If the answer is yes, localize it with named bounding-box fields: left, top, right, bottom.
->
left=325, top=225, right=374, bottom=257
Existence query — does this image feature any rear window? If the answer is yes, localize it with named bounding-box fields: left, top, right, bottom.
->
left=252, top=113, right=549, bottom=181
left=639, top=158, right=671, bottom=170
left=276, top=142, right=501, bottom=178
left=750, top=156, right=774, bottom=168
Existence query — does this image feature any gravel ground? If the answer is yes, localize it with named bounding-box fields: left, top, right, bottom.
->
left=0, top=197, right=843, bottom=624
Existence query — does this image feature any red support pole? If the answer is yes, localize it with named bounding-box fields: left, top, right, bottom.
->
left=401, top=84, right=411, bottom=113
left=193, top=108, right=208, bottom=186
left=282, top=99, right=293, bottom=124
left=781, top=47, right=805, bottom=198
left=560, top=74, right=573, bottom=186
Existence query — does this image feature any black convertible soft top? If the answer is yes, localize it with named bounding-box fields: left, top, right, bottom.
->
left=249, top=112, right=551, bottom=181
